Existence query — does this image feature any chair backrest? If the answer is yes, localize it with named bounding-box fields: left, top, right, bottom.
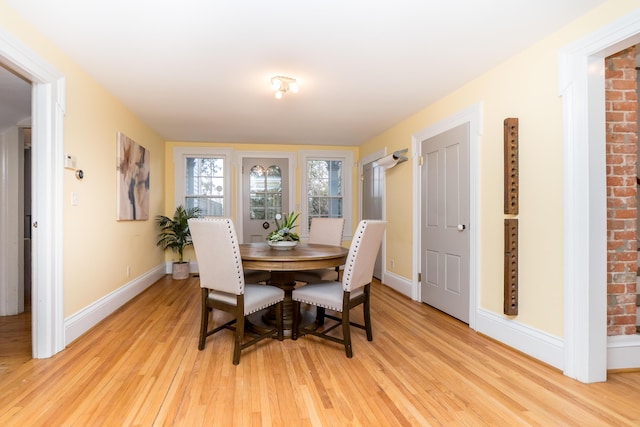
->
left=308, top=217, right=345, bottom=246
left=188, top=218, right=245, bottom=295
left=342, top=220, right=386, bottom=291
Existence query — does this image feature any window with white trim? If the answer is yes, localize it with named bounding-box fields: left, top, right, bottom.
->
left=299, top=150, right=353, bottom=239
left=173, top=147, right=233, bottom=217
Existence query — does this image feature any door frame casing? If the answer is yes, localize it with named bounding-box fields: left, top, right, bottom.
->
left=412, top=103, right=482, bottom=331
left=0, top=28, right=66, bottom=358
left=234, top=151, right=297, bottom=242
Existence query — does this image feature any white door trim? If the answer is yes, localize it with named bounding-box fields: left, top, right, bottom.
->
left=0, top=28, right=66, bottom=358
left=234, top=151, right=297, bottom=242
left=412, top=102, right=482, bottom=331
left=558, top=9, right=640, bottom=383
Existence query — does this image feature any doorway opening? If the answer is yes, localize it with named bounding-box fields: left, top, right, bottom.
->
left=0, top=28, right=66, bottom=359
left=603, top=45, right=638, bottom=337
left=0, top=63, right=32, bottom=366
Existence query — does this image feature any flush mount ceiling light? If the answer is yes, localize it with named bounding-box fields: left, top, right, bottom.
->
left=271, top=75, right=299, bottom=99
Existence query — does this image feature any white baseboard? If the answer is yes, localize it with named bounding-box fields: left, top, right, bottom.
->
left=379, top=273, right=566, bottom=371
left=475, top=308, right=565, bottom=371
left=64, top=264, right=166, bottom=345
left=377, top=275, right=640, bottom=373
left=607, top=335, right=640, bottom=370
left=380, top=274, right=565, bottom=371
left=381, top=271, right=413, bottom=298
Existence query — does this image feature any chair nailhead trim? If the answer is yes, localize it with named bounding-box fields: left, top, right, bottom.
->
left=342, top=220, right=366, bottom=288
left=292, top=298, right=341, bottom=312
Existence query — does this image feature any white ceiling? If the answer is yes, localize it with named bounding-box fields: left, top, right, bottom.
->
left=3, top=0, right=607, bottom=145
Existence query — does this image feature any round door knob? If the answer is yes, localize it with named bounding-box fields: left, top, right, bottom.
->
left=262, top=221, right=270, bottom=229
left=457, top=224, right=466, bottom=231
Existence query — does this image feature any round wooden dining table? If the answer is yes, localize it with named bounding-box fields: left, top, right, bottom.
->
left=240, top=242, right=348, bottom=336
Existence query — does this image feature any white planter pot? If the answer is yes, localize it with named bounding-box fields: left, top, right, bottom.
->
left=172, top=262, right=190, bottom=280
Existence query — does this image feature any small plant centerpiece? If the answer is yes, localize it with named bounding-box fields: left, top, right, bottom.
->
left=155, top=205, right=201, bottom=279
left=267, top=212, right=300, bottom=250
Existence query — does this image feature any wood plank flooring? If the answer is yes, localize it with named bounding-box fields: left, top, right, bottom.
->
left=1, top=275, right=640, bottom=426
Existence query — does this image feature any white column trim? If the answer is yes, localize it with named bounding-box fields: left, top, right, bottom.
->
left=558, top=9, right=640, bottom=382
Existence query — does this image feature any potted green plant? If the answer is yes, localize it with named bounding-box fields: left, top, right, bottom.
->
left=267, top=212, right=300, bottom=250
left=155, top=205, right=201, bottom=279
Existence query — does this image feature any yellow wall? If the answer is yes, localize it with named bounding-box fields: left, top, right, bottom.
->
left=0, top=2, right=166, bottom=317
left=360, top=0, right=640, bottom=337
left=164, top=141, right=359, bottom=262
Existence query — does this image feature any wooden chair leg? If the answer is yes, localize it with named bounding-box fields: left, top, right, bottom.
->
left=198, top=288, right=208, bottom=350
left=233, top=310, right=244, bottom=365
left=292, top=301, right=300, bottom=340
left=276, top=301, right=284, bottom=341
left=364, top=285, right=373, bottom=341
left=342, top=305, right=352, bottom=358
left=315, top=307, right=325, bottom=327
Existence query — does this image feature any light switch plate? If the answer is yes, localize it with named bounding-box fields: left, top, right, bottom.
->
left=64, top=154, right=76, bottom=170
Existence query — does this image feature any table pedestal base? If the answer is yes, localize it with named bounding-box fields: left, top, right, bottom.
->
left=247, top=303, right=316, bottom=338
left=247, top=271, right=316, bottom=338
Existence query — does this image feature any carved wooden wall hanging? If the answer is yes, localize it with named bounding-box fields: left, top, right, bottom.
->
left=504, top=118, right=519, bottom=215
left=503, top=117, right=519, bottom=315
left=504, top=218, right=518, bottom=315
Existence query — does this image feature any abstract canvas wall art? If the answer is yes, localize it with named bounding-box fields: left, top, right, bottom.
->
left=116, top=132, right=150, bottom=220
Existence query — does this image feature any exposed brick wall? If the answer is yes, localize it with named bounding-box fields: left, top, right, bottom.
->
left=605, top=45, right=638, bottom=336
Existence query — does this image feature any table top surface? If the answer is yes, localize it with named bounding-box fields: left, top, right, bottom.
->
left=240, top=242, right=348, bottom=271
left=240, top=242, right=347, bottom=260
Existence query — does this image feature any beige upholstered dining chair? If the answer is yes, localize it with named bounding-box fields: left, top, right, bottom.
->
left=294, top=217, right=346, bottom=326
left=308, top=217, right=345, bottom=246
left=294, top=217, right=345, bottom=283
left=188, top=218, right=284, bottom=365
left=291, top=219, right=386, bottom=358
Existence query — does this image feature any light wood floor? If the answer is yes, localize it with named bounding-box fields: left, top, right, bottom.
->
left=1, top=276, right=640, bottom=426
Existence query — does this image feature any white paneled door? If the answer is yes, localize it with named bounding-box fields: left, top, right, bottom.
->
left=420, top=123, right=470, bottom=323
left=242, top=157, right=289, bottom=243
